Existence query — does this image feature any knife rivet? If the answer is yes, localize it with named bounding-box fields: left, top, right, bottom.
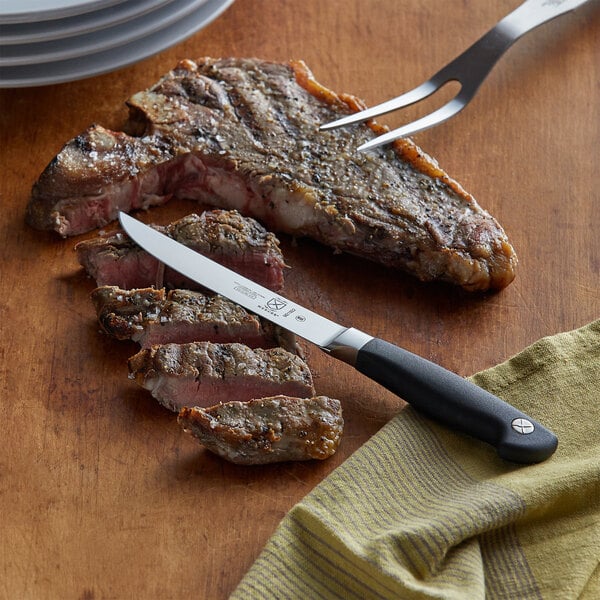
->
left=511, top=418, right=535, bottom=435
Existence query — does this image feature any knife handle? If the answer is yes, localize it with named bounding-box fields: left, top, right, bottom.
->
left=354, top=338, right=558, bottom=463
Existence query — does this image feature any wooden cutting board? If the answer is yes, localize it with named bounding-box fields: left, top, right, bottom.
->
left=1, top=1, right=598, bottom=597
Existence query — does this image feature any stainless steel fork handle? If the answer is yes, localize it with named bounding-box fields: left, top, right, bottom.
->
left=433, top=0, right=592, bottom=98
left=503, top=0, right=591, bottom=37
left=321, top=0, right=592, bottom=147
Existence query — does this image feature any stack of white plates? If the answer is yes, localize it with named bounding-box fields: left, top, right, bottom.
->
left=0, top=0, right=234, bottom=87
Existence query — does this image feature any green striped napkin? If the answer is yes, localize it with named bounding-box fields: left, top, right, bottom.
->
left=231, top=320, right=600, bottom=599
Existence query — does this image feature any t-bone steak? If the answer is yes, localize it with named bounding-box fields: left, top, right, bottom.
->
left=128, top=341, right=315, bottom=412
left=91, top=285, right=298, bottom=352
left=28, top=57, right=517, bottom=291
left=75, top=210, right=286, bottom=291
left=178, top=396, right=344, bottom=464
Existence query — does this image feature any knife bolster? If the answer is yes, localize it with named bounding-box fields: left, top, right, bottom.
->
left=325, top=328, right=373, bottom=366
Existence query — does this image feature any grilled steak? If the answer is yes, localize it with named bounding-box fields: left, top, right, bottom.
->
left=28, top=57, right=516, bottom=292
left=91, top=285, right=299, bottom=352
left=178, top=396, right=343, bottom=464
left=75, top=210, right=285, bottom=290
left=128, top=342, right=314, bottom=412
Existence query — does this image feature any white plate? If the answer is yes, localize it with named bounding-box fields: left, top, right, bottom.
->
left=1, top=0, right=211, bottom=66
left=0, top=0, right=234, bottom=87
left=1, top=0, right=176, bottom=45
left=0, top=0, right=126, bottom=24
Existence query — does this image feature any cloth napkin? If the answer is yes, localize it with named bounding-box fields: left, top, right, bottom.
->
left=230, top=320, right=600, bottom=599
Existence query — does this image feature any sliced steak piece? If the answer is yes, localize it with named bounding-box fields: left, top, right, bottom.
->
left=28, top=57, right=516, bottom=292
left=75, top=209, right=285, bottom=291
left=91, top=285, right=299, bottom=352
left=178, top=396, right=343, bottom=464
left=128, top=342, right=315, bottom=412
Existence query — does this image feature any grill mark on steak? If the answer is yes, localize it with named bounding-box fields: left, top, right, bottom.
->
left=27, top=57, right=517, bottom=291
left=128, top=342, right=315, bottom=412
left=75, top=210, right=286, bottom=291
left=91, top=285, right=299, bottom=352
left=178, top=396, right=343, bottom=464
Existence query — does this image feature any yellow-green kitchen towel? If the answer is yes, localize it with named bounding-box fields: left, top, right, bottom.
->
left=231, top=320, right=600, bottom=599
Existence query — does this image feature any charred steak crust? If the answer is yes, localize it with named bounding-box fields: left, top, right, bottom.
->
left=128, top=341, right=315, bottom=411
left=28, top=57, right=516, bottom=291
left=92, top=286, right=260, bottom=341
left=91, top=285, right=299, bottom=352
left=178, top=396, right=344, bottom=464
left=75, top=210, right=286, bottom=291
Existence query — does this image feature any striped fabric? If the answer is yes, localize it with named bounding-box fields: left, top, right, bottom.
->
left=231, top=320, right=600, bottom=599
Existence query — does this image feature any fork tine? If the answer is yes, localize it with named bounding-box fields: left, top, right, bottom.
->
left=320, top=78, right=441, bottom=131
left=357, top=96, right=466, bottom=152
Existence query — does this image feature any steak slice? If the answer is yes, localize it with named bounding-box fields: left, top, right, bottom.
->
left=75, top=209, right=285, bottom=291
left=178, top=396, right=343, bottom=464
left=28, top=57, right=516, bottom=292
left=128, top=342, right=315, bottom=412
left=91, top=285, right=299, bottom=352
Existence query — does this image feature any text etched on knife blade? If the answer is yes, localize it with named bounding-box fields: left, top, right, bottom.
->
left=234, top=283, right=308, bottom=322
left=233, top=283, right=263, bottom=300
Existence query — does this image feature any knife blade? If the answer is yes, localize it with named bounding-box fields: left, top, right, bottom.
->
left=118, top=211, right=558, bottom=463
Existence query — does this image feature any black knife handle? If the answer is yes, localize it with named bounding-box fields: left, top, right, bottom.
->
left=354, top=338, right=558, bottom=463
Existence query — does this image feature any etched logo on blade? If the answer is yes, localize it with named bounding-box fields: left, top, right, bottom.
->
left=259, top=297, right=301, bottom=320
left=231, top=284, right=310, bottom=325
left=266, top=297, right=287, bottom=311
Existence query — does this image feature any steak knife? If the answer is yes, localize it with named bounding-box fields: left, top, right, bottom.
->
left=119, top=212, right=558, bottom=463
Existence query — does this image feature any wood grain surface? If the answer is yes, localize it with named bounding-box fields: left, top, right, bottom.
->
left=1, top=1, right=598, bottom=598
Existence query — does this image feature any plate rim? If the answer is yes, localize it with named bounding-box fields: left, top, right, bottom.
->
left=0, top=0, right=127, bottom=25
left=0, top=0, right=234, bottom=87
left=0, top=0, right=178, bottom=45
left=0, top=0, right=213, bottom=66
